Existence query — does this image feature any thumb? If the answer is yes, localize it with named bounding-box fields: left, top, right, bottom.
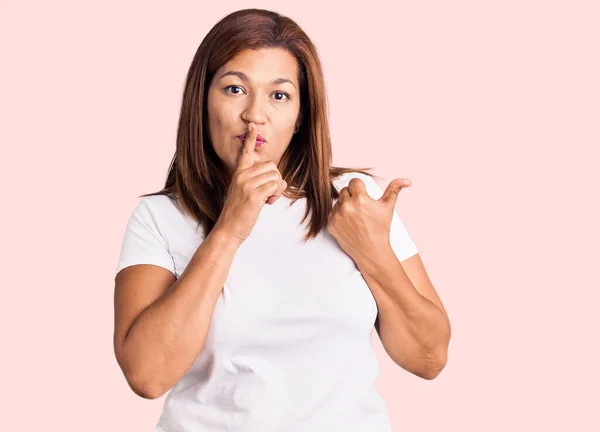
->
left=379, top=178, right=411, bottom=207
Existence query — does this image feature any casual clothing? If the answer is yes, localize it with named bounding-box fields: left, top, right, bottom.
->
left=115, top=171, right=418, bottom=431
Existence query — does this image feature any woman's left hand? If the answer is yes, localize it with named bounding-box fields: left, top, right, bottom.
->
left=327, top=177, right=412, bottom=267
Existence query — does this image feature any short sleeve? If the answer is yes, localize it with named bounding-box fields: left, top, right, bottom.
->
left=347, top=172, right=419, bottom=262
left=115, top=198, right=176, bottom=277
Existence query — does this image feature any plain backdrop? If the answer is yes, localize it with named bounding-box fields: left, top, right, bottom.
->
left=1, top=1, right=598, bottom=431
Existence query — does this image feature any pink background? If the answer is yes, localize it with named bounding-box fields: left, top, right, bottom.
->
left=3, top=1, right=599, bottom=430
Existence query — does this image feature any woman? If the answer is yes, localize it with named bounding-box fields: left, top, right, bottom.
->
left=114, top=8, right=451, bottom=432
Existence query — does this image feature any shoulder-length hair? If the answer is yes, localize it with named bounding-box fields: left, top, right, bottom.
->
left=141, top=8, right=380, bottom=242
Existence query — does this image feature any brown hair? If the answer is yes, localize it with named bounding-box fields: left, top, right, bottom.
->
left=141, top=8, right=380, bottom=242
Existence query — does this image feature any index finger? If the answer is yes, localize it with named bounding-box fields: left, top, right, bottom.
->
left=235, top=122, right=258, bottom=172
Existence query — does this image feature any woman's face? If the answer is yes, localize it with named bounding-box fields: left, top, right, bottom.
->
left=206, top=47, right=301, bottom=176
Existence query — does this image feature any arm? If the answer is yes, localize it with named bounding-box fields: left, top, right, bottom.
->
left=358, top=250, right=451, bottom=380
left=113, top=228, right=242, bottom=399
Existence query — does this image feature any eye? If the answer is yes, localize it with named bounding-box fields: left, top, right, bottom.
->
left=272, top=92, right=291, bottom=101
left=223, top=86, right=291, bottom=101
left=224, top=85, right=245, bottom=95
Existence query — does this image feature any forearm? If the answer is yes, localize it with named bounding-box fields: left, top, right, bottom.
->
left=358, top=249, right=450, bottom=377
left=122, top=228, right=241, bottom=398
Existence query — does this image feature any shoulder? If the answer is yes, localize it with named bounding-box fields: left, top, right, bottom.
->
left=332, top=171, right=383, bottom=199
left=139, top=193, right=204, bottom=239
left=332, top=171, right=372, bottom=188
left=134, top=193, right=181, bottom=215
left=127, top=193, right=191, bottom=234
left=140, top=193, right=176, bottom=209
left=129, top=194, right=175, bottom=221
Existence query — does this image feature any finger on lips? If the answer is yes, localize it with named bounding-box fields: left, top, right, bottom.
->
left=238, top=122, right=258, bottom=171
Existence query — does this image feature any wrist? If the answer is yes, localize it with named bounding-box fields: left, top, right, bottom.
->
left=355, top=243, right=396, bottom=276
left=210, top=225, right=244, bottom=248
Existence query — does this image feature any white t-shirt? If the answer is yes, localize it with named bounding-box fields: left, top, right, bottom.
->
left=115, top=171, right=418, bottom=432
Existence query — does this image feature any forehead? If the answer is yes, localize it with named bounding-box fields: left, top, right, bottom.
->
left=218, top=48, right=299, bottom=83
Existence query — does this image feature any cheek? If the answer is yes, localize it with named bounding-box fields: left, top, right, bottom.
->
left=207, top=110, right=228, bottom=141
left=206, top=91, right=228, bottom=127
left=273, top=113, right=298, bottom=136
left=212, top=107, right=234, bottom=132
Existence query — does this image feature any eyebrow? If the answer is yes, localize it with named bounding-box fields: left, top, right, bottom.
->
left=218, top=71, right=296, bottom=89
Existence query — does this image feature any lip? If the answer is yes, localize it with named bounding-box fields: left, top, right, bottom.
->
left=237, top=133, right=266, bottom=143
left=237, top=133, right=266, bottom=148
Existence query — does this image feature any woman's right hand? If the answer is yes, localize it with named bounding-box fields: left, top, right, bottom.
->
left=213, top=122, right=288, bottom=244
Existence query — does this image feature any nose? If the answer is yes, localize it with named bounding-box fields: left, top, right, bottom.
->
left=241, top=93, right=268, bottom=125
